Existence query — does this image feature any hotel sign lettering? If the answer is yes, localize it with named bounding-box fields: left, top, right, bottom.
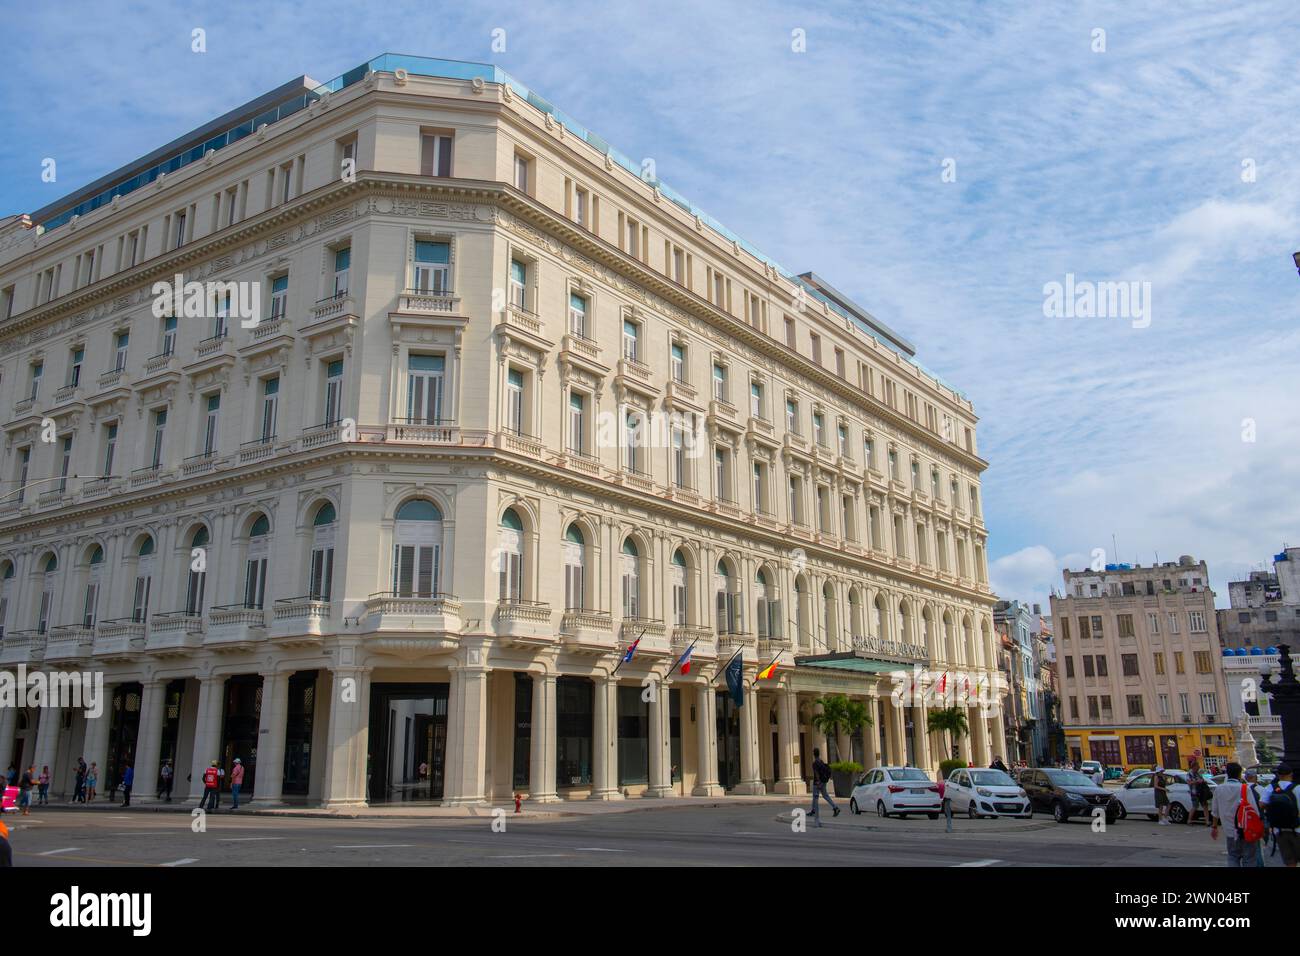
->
left=852, top=636, right=927, bottom=663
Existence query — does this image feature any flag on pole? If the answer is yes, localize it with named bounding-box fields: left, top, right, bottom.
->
left=621, top=635, right=641, bottom=664
left=724, top=651, right=745, bottom=708
left=675, top=640, right=696, bottom=675
left=756, top=658, right=779, bottom=681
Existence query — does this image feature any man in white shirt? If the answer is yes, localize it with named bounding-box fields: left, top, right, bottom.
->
left=1211, top=762, right=1262, bottom=867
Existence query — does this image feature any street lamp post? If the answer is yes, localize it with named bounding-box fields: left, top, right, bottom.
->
left=1261, top=643, right=1300, bottom=769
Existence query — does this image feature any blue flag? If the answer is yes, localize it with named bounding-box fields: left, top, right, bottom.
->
left=724, top=651, right=745, bottom=708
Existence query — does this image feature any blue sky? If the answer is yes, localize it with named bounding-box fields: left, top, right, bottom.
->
left=2, top=0, right=1297, bottom=609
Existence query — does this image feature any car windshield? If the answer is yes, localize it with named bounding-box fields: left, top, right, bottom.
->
left=889, top=769, right=930, bottom=782
left=1046, top=770, right=1095, bottom=787
left=969, top=770, right=1015, bottom=786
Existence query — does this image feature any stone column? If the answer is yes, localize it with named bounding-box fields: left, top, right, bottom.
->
left=734, top=683, right=765, bottom=795
left=970, top=705, right=989, bottom=766
left=443, top=649, right=489, bottom=807
left=529, top=672, right=559, bottom=803
left=83, top=685, right=114, bottom=796
left=188, top=676, right=226, bottom=803
left=132, top=680, right=168, bottom=802
left=590, top=674, right=621, bottom=800
left=646, top=677, right=673, bottom=797
left=914, top=702, right=932, bottom=770
left=0, top=703, right=18, bottom=774
left=322, top=666, right=370, bottom=808
left=810, top=697, right=829, bottom=763
left=773, top=685, right=804, bottom=794
left=32, top=704, right=63, bottom=781
left=255, top=670, right=291, bottom=804
left=991, top=709, right=1007, bottom=766
left=864, top=694, right=880, bottom=770
left=692, top=683, right=723, bottom=796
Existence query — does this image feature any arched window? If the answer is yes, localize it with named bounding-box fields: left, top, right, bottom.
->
left=848, top=589, right=863, bottom=640
left=715, top=560, right=740, bottom=635
left=670, top=549, right=688, bottom=625
left=823, top=583, right=838, bottom=649
left=795, top=575, right=808, bottom=646
left=37, top=553, right=58, bottom=634
left=896, top=599, right=909, bottom=644
left=755, top=569, right=770, bottom=639
left=186, top=527, right=209, bottom=615
left=310, top=502, right=336, bottom=601
left=244, top=514, right=271, bottom=609
left=133, top=537, right=155, bottom=622
left=563, top=524, right=585, bottom=610
left=497, top=508, right=523, bottom=602
left=393, top=500, right=443, bottom=598
left=82, top=545, right=104, bottom=627
left=873, top=593, right=887, bottom=640
left=620, top=538, right=640, bottom=618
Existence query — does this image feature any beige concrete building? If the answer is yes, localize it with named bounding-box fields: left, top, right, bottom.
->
left=1050, top=556, right=1234, bottom=771
left=0, top=55, right=996, bottom=807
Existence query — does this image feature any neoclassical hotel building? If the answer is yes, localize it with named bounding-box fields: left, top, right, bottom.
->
left=0, top=55, right=997, bottom=807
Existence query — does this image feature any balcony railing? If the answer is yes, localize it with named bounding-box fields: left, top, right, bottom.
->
left=399, top=288, right=458, bottom=314
left=387, top=418, right=458, bottom=444
left=303, top=420, right=348, bottom=449
left=239, top=435, right=277, bottom=464
left=209, top=603, right=268, bottom=628
left=98, top=367, right=127, bottom=389
left=365, top=591, right=462, bottom=617
left=130, top=464, right=164, bottom=487
left=181, top=452, right=218, bottom=477
left=273, top=596, right=331, bottom=622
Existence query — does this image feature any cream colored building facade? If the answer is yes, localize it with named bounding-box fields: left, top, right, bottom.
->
left=0, top=55, right=996, bottom=807
left=1050, top=557, right=1234, bottom=771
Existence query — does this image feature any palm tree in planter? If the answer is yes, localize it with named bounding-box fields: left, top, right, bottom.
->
left=927, top=707, right=970, bottom=763
left=811, top=694, right=871, bottom=797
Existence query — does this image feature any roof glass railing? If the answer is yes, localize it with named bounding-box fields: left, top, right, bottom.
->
left=36, top=51, right=966, bottom=402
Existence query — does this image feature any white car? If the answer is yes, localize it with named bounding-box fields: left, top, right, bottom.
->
left=944, top=767, right=1031, bottom=818
left=850, top=766, right=942, bottom=818
left=1111, top=770, right=1212, bottom=824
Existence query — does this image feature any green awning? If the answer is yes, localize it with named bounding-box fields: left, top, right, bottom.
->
left=794, top=655, right=911, bottom=674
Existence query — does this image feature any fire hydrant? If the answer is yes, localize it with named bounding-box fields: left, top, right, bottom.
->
left=514, top=792, right=522, bottom=814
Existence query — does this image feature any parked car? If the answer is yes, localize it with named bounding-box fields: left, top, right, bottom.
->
left=1020, top=767, right=1118, bottom=823
left=1079, top=760, right=1104, bottom=784
left=1125, top=766, right=1154, bottom=783
left=944, top=767, right=1031, bottom=818
left=850, top=766, right=941, bottom=818
left=1111, top=770, right=1212, bottom=824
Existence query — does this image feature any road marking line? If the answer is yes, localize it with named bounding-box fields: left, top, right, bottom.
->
left=218, top=836, right=284, bottom=842
left=575, top=847, right=627, bottom=852
left=160, top=858, right=199, bottom=867
left=954, top=858, right=1001, bottom=867
left=334, top=844, right=417, bottom=849
left=485, top=853, right=570, bottom=859
left=38, top=847, right=83, bottom=856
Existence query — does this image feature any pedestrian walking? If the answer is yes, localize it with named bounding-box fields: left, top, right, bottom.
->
left=72, top=758, right=86, bottom=804
left=37, top=765, right=50, bottom=805
left=198, top=760, right=221, bottom=812
left=990, top=755, right=1008, bottom=772
left=1245, top=771, right=1267, bottom=866
left=1211, top=761, right=1265, bottom=867
left=5, top=763, right=15, bottom=785
left=808, top=747, right=839, bottom=827
left=1263, top=763, right=1297, bottom=868
left=121, top=762, right=134, bottom=807
left=158, top=760, right=174, bottom=802
left=230, top=758, right=244, bottom=810
left=939, top=776, right=953, bottom=832
left=85, top=762, right=98, bottom=802
left=18, top=765, right=33, bottom=816
left=1153, top=767, right=1170, bottom=825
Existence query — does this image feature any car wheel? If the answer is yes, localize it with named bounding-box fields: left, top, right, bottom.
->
left=968, top=801, right=980, bottom=819
left=927, top=813, right=939, bottom=820
left=876, top=800, right=889, bottom=818
left=1115, top=802, right=1127, bottom=820
left=850, top=798, right=859, bottom=815
left=1052, top=801, right=1069, bottom=823
left=1169, top=802, right=1188, bottom=825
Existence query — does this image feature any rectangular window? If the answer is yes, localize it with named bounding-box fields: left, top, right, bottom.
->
left=1122, top=653, right=1140, bottom=676
left=1095, top=655, right=1108, bottom=677
left=69, top=348, right=84, bottom=387
left=1154, top=653, right=1165, bottom=675
left=505, top=368, right=525, bottom=435
left=260, top=377, right=279, bottom=442
left=1118, top=614, right=1134, bottom=637
left=568, top=392, right=586, bottom=455
left=186, top=566, right=206, bottom=616
left=269, top=274, right=288, bottom=320
left=151, top=410, right=167, bottom=468
left=1083, top=655, right=1095, bottom=678
left=568, top=293, right=588, bottom=338
left=1167, top=612, right=1180, bottom=634
left=29, top=362, right=42, bottom=401
left=420, top=133, right=453, bottom=177
left=712, top=364, right=726, bottom=402
left=1174, top=652, right=1184, bottom=675
left=413, top=241, right=451, bottom=293
left=173, top=209, right=187, bottom=249
left=786, top=399, right=798, bottom=435
left=102, top=423, right=117, bottom=477
left=132, top=575, right=151, bottom=623
left=574, top=186, right=588, bottom=228
left=813, top=412, right=825, bottom=446
left=324, top=360, right=344, bottom=424
left=407, top=354, right=446, bottom=424
left=622, top=319, right=640, bottom=363
left=203, top=394, right=220, bottom=455
left=750, top=381, right=764, bottom=419
left=514, top=154, right=530, bottom=193
left=244, top=556, right=268, bottom=609
left=114, top=332, right=129, bottom=371
left=332, top=247, right=351, bottom=297
left=838, top=424, right=848, bottom=457
left=1194, top=651, right=1212, bottom=674
left=161, top=316, right=177, bottom=356
left=1065, top=657, right=1075, bottom=678
left=58, top=437, right=72, bottom=492
left=509, top=258, right=528, bottom=309
left=671, top=343, right=685, bottom=383
left=1189, top=610, right=1206, bottom=632
left=1126, top=695, right=1144, bottom=718
left=1199, top=693, right=1217, bottom=718
left=309, top=546, right=334, bottom=601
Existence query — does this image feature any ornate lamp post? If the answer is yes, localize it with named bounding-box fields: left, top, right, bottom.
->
left=1261, top=643, right=1300, bottom=768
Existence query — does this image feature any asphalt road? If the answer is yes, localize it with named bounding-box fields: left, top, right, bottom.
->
left=3, top=803, right=1256, bottom=867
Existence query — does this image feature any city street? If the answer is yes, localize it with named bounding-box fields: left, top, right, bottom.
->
left=2, top=801, right=1262, bottom=867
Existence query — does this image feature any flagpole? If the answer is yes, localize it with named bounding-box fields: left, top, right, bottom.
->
left=708, top=644, right=744, bottom=683
left=666, top=637, right=699, bottom=682
left=754, top=652, right=782, bottom=681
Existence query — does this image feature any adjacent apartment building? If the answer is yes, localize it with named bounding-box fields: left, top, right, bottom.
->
left=1216, top=546, right=1300, bottom=652
left=1050, top=556, right=1234, bottom=771
left=0, top=55, right=996, bottom=807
